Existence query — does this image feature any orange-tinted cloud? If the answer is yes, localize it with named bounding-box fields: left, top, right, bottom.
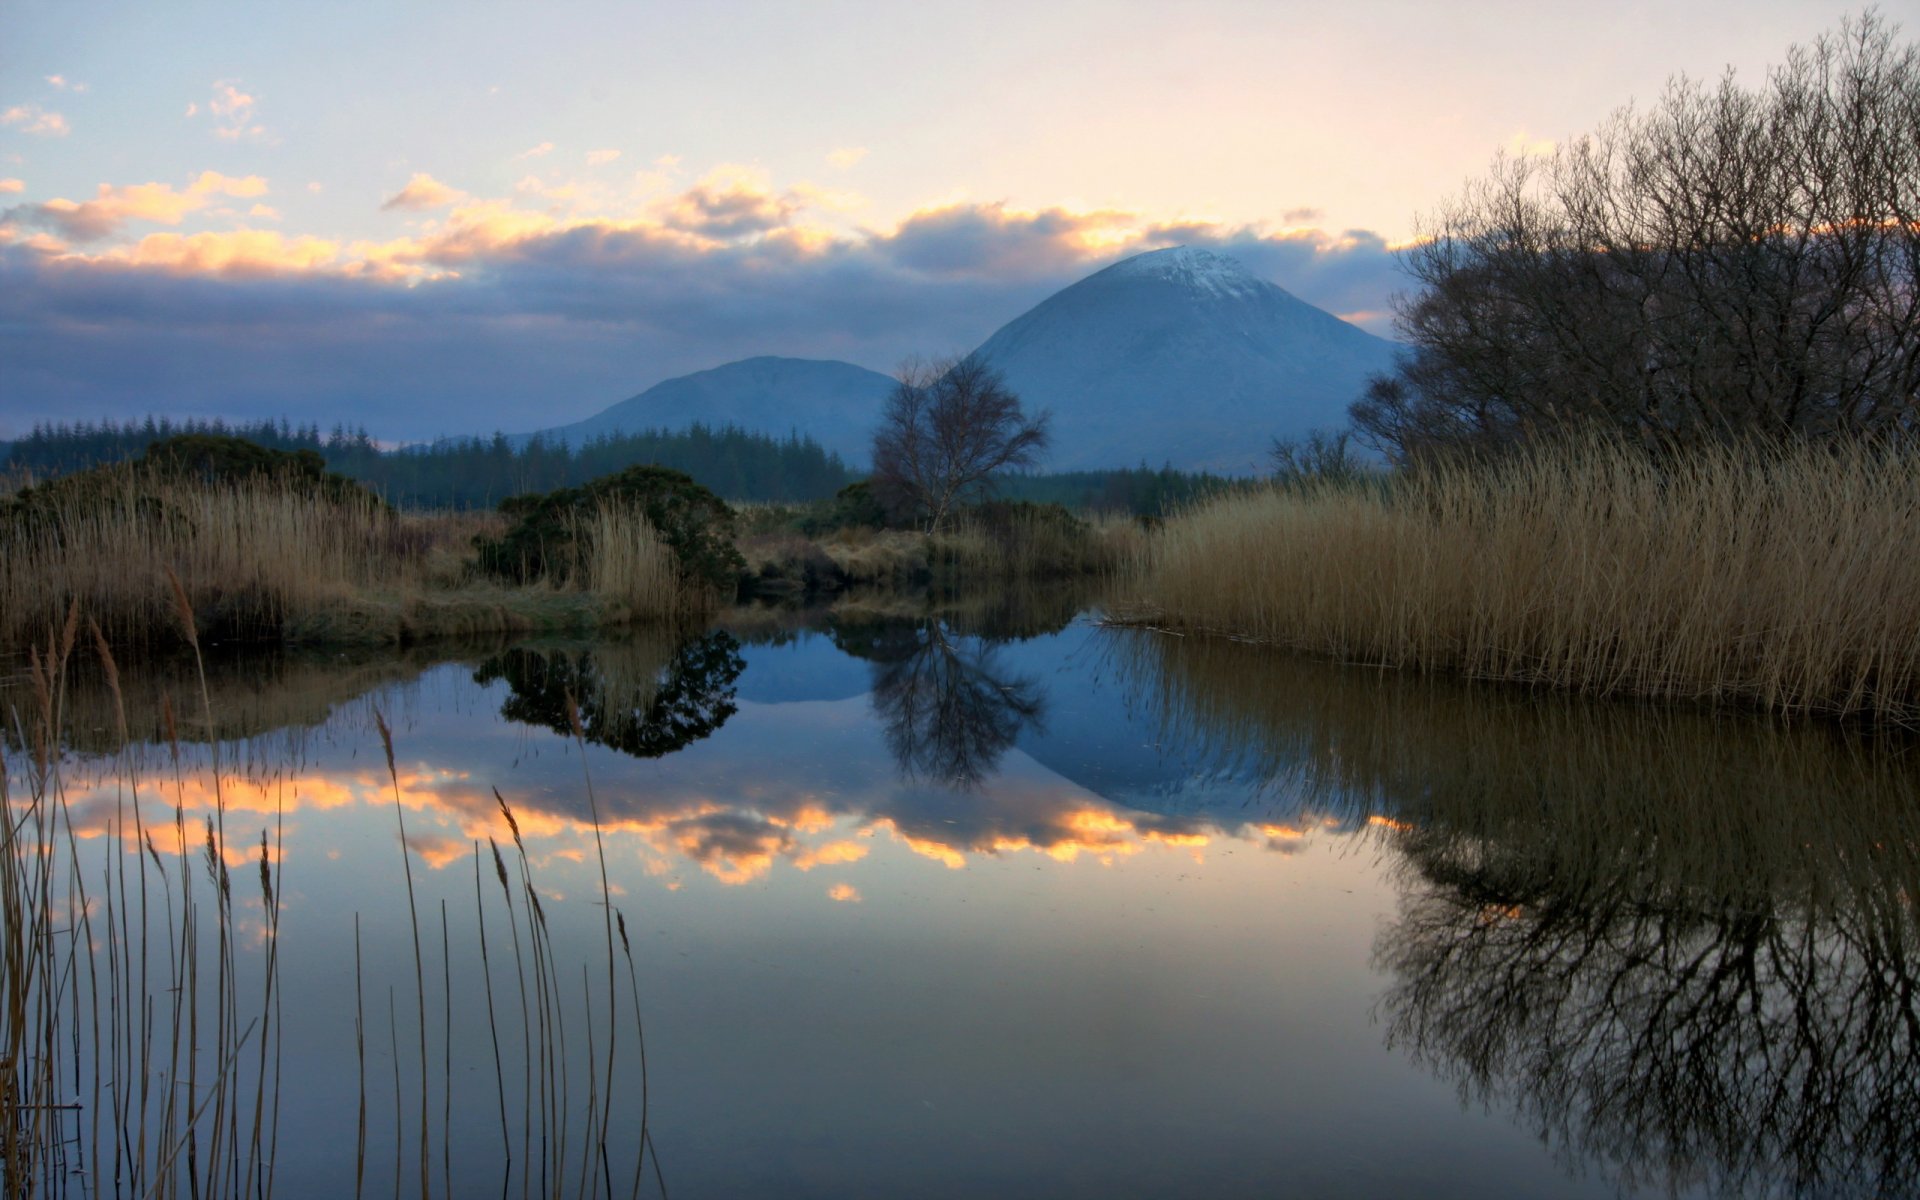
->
left=77, top=229, right=340, bottom=276
left=660, top=167, right=795, bottom=237
left=381, top=173, right=468, bottom=212
left=0, top=179, right=22, bottom=194
left=827, top=883, right=862, bottom=902
left=9, top=171, right=269, bottom=241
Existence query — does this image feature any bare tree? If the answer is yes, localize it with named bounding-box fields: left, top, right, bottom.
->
left=870, top=354, right=1050, bottom=532
left=1357, top=12, right=1920, bottom=463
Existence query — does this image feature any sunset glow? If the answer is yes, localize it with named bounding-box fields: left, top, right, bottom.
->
left=0, top=0, right=1849, bottom=439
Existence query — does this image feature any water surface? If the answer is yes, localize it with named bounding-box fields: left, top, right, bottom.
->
left=13, top=593, right=1920, bottom=1198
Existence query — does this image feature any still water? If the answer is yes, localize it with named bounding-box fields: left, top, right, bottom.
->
left=13, top=590, right=1920, bottom=1198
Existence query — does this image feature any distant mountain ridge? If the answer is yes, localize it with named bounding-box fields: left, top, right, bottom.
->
left=529, top=356, right=894, bottom=464
left=967, top=246, right=1399, bottom=471
left=526, top=248, right=1399, bottom=473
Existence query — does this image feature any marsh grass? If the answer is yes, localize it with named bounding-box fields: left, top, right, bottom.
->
left=1130, top=437, right=1920, bottom=722
left=0, top=470, right=703, bottom=652
left=1, top=603, right=663, bottom=1196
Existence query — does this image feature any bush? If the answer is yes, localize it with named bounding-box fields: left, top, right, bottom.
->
left=2, top=434, right=385, bottom=540
left=798, top=480, right=899, bottom=536
left=476, top=464, right=744, bottom=594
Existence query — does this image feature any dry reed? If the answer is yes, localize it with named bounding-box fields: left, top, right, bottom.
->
left=1130, top=438, right=1920, bottom=722
left=0, top=469, right=701, bottom=651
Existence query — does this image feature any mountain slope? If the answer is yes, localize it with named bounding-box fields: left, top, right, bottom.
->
left=533, top=356, right=895, bottom=464
left=969, top=247, right=1399, bottom=472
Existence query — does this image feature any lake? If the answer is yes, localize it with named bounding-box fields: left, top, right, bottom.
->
left=9, top=588, right=1918, bottom=1198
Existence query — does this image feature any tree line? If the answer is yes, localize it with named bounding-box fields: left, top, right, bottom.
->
left=0, top=417, right=858, bottom=506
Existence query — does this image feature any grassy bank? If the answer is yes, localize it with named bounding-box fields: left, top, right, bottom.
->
left=0, top=468, right=699, bottom=650
left=737, top=505, right=1145, bottom=596
left=1127, top=438, right=1920, bottom=723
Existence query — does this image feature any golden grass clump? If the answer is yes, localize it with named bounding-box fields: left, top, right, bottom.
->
left=1129, top=437, right=1920, bottom=722
left=2, top=467, right=422, bottom=647
left=0, top=469, right=701, bottom=650
left=585, top=503, right=694, bottom=619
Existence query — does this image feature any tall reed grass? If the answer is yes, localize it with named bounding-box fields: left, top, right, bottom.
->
left=1, top=602, right=663, bottom=1196
left=1130, top=438, right=1920, bottom=722
left=0, top=471, right=699, bottom=651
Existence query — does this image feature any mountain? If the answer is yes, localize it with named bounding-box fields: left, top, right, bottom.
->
left=531, top=356, right=895, bottom=464
left=969, top=246, right=1400, bottom=472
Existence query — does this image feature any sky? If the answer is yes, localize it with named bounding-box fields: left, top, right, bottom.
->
left=0, top=0, right=1876, bottom=441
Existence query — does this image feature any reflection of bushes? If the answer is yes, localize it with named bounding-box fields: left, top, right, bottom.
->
left=474, top=630, right=745, bottom=758
left=1116, top=626, right=1920, bottom=1196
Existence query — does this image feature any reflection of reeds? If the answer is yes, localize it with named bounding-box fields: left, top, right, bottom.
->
left=1130, top=438, right=1920, bottom=722
left=3, top=602, right=664, bottom=1195
left=1114, top=625, right=1920, bottom=909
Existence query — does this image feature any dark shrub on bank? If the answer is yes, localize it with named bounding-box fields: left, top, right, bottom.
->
left=2, top=433, right=384, bottom=533
left=476, top=464, right=744, bottom=594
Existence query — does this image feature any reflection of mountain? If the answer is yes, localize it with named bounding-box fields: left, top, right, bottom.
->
left=473, top=631, right=745, bottom=759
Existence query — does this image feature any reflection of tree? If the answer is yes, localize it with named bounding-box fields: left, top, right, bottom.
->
left=1117, top=626, right=1920, bottom=1197
left=859, top=621, right=1045, bottom=787
left=473, top=631, right=744, bottom=758
left=1377, top=833, right=1920, bottom=1199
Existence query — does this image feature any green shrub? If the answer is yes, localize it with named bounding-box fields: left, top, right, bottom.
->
left=798, top=479, right=899, bottom=536
left=476, top=464, right=744, bottom=594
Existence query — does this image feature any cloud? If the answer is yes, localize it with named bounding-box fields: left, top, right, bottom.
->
left=586, top=148, right=621, bottom=167
left=1504, top=129, right=1557, bottom=157
left=0, top=166, right=1408, bottom=436
left=826, top=146, right=868, bottom=169
left=202, top=80, right=267, bottom=141
left=660, top=167, right=796, bottom=237
left=380, top=173, right=467, bottom=212
left=827, top=883, right=862, bottom=902
left=884, top=201, right=1136, bottom=279
left=514, top=142, right=555, bottom=160
left=210, top=80, right=253, bottom=120
left=1, top=104, right=70, bottom=137
left=4, top=171, right=270, bottom=241
left=248, top=204, right=281, bottom=221
left=0, top=179, right=22, bottom=194
left=74, top=229, right=341, bottom=275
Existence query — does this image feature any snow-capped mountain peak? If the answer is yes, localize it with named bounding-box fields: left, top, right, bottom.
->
left=1096, top=245, right=1263, bottom=301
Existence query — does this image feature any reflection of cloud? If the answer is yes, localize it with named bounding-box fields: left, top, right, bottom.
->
left=793, top=840, right=869, bottom=870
